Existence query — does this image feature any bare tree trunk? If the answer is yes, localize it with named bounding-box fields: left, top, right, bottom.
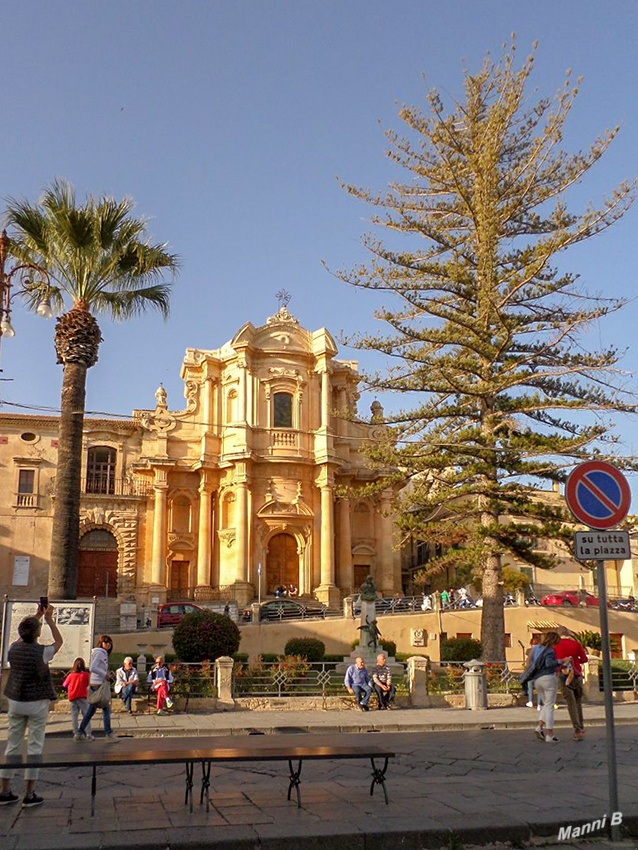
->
left=48, top=361, right=87, bottom=599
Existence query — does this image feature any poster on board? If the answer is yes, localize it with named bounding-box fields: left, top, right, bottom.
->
left=1, top=600, right=96, bottom=670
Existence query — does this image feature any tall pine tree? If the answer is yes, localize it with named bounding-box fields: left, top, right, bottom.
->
left=336, top=43, right=636, bottom=660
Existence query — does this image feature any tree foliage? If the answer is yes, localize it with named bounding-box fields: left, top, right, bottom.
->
left=173, top=610, right=241, bottom=663
left=335, top=42, right=636, bottom=660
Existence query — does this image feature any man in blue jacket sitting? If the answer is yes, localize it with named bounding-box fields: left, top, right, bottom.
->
left=344, top=656, right=372, bottom=711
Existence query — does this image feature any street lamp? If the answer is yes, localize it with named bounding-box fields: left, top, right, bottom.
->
left=0, top=229, right=52, bottom=344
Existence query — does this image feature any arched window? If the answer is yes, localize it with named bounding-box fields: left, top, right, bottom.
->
left=273, top=392, right=293, bottom=428
left=171, top=496, right=191, bottom=533
left=226, top=390, right=237, bottom=423
left=86, top=447, right=116, bottom=494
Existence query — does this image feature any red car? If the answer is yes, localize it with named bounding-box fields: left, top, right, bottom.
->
left=541, top=590, right=600, bottom=607
left=157, top=602, right=204, bottom=627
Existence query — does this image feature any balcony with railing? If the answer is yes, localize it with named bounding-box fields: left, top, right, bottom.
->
left=14, top=492, right=38, bottom=508
left=81, top=476, right=150, bottom=498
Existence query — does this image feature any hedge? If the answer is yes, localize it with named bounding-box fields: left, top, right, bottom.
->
left=284, top=638, right=325, bottom=661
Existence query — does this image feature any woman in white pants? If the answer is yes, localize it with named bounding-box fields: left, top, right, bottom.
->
left=0, top=604, right=63, bottom=807
left=530, top=631, right=570, bottom=743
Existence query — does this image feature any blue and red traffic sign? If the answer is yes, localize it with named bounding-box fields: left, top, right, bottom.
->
left=566, top=461, right=631, bottom=530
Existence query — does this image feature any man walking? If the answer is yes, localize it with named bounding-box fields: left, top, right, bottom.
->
left=344, top=656, right=372, bottom=711
left=371, top=654, right=395, bottom=709
left=554, top=626, right=588, bottom=741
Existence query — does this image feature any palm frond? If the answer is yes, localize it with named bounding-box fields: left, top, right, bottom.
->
left=91, top=284, right=172, bottom=320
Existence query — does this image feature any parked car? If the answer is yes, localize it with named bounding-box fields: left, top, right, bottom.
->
left=541, top=590, right=600, bottom=607
left=157, top=602, right=204, bottom=627
left=242, top=599, right=328, bottom=622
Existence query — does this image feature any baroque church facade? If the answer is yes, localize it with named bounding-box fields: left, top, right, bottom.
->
left=0, top=306, right=400, bottom=616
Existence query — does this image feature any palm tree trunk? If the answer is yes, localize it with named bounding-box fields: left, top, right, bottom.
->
left=48, top=361, right=87, bottom=599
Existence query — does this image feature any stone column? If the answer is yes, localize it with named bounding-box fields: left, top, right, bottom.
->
left=236, top=481, right=248, bottom=582
left=315, top=483, right=340, bottom=608
left=151, top=478, right=168, bottom=587
left=379, top=491, right=395, bottom=595
left=321, top=370, right=330, bottom=430
left=338, top=498, right=353, bottom=594
left=238, top=357, right=247, bottom=423
left=195, top=471, right=214, bottom=599
left=337, top=386, right=348, bottom=436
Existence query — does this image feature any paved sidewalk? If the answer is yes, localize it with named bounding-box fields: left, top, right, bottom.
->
left=0, top=724, right=637, bottom=849
left=1, top=700, right=637, bottom=739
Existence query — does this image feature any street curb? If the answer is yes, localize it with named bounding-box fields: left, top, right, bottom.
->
left=41, top=713, right=638, bottom=738
left=13, top=813, right=637, bottom=850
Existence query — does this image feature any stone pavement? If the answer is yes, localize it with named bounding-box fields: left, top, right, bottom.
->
left=1, top=701, right=637, bottom=739
left=0, top=725, right=637, bottom=850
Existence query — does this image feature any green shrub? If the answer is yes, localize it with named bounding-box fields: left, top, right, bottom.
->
left=261, top=653, right=279, bottom=662
left=232, top=652, right=249, bottom=662
left=172, top=610, right=240, bottom=663
left=441, top=637, right=482, bottom=662
left=284, top=638, right=325, bottom=661
left=323, top=654, right=346, bottom=662
left=379, top=639, right=396, bottom=657
left=573, top=630, right=602, bottom=651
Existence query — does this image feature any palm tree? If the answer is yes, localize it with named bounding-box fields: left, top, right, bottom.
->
left=5, top=179, right=179, bottom=599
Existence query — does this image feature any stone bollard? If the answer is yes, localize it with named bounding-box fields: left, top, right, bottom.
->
left=215, top=656, right=236, bottom=711
left=463, top=659, right=488, bottom=710
left=515, top=589, right=526, bottom=607
left=136, top=653, right=147, bottom=675
left=583, top=655, right=604, bottom=703
left=407, top=656, right=430, bottom=707
left=432, top=591, right=441, bottom=612
left=343, top=596, right=354, bottom=619
left=251, top=603, right=261, bottom=624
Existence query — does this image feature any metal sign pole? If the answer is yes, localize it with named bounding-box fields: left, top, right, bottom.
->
left=596, top=557, right=620, bottom=839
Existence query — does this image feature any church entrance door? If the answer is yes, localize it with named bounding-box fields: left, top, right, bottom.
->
left=266, top=533, right=299, bottom=594
left=78, top=529, right=118, bottom=597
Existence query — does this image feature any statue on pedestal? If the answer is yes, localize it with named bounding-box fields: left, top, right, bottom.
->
left=358, top=615, right=382, bottom=652
left=359, top=575, right=377, bottom=602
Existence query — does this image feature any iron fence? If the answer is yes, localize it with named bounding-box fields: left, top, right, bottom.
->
left=233, top=659, right=408, bottom=698
left=427, top=661, right=516, bottom=695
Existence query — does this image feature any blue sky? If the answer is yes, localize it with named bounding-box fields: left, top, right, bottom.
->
left=1, top=2, right=637, bottom=466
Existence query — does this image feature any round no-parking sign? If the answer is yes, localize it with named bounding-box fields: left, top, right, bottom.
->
left=565, top=460, right=631, bottom=530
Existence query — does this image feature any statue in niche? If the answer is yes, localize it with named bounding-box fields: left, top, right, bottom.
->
left=359, top=574, right=378, bottom=602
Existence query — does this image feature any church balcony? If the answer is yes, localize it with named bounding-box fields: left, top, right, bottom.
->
left=271, top=430, right=298, bottom=449
left=79, top=477, right=151, bottom=498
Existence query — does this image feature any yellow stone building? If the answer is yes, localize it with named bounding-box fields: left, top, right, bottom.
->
left=0, top=306, right=401, bottom=619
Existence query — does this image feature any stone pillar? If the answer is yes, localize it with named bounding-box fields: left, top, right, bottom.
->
left=316, top=483, right=340, bottom=608
left=195, top=471, right=214, bottom=599
left=251, top=602, right=261, bottom=623
left=379, top=491, right=395, bottom=595
left=151, top=479, right=168, bottom=587
left=337, top=386, right=348, bottom=436
left=584, top=655, right=604, bottom=704
left=343, top=596, right=354, bottom=619
left=238, top=357, right=247, bottom=423
left=338, top=498, right=353, bottom=594
left=515, top=588, right=525, bottom=607
left=215, top=656, right=235, bottom=711
left=236, top=481, right=248, bottom=582
left=407, top=656, right=430, bottom=707
left=321, top=370, right=330, bottom=430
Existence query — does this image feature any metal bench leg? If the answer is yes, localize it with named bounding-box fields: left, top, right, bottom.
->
left=200, top=761, right=212, bottom=812
left=91, top=765, right=97, bottom=817
left=287, top=759, right=302, bottom=809
left=370, top=756, right=389, bottom=805
left=184, top=762, right=194, bottom=813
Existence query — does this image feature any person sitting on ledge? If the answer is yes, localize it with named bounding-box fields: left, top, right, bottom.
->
left=344, top=656, right=372, bottom=712
left=115, top=656, right=140, bottom=715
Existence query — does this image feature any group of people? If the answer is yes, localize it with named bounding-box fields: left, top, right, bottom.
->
left=0, top=604, right=176, bottom=808
left=344, top=654, right=396, bottom=711
left=273, top=584, right=298, bottom=598
left=522, top=626, right=588, bottom=743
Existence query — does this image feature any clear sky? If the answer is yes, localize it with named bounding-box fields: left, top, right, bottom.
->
left=0, top=2, right=636, bottom=464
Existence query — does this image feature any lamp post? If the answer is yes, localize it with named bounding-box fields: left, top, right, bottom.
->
left=0, top=229, right=53, bottom=349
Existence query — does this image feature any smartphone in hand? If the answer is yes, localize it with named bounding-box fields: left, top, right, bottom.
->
left=39, top=596, right=48, bottom=612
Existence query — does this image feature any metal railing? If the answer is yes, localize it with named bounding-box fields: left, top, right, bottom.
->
left=427, top=661, right=516, bottom=695
left=81, top=477, right=150, bottom=497
left=233, top=659, right=407, bottom=698
left=598, top=661, right=638, bottom=692
left=50, top=661, right=217, bottom=709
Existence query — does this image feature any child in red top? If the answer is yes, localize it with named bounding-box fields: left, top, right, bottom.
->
left=62, top=658, right=93, bottom=741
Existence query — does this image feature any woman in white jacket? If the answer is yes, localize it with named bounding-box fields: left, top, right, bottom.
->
left=77, top=635, right=119, bottom=742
